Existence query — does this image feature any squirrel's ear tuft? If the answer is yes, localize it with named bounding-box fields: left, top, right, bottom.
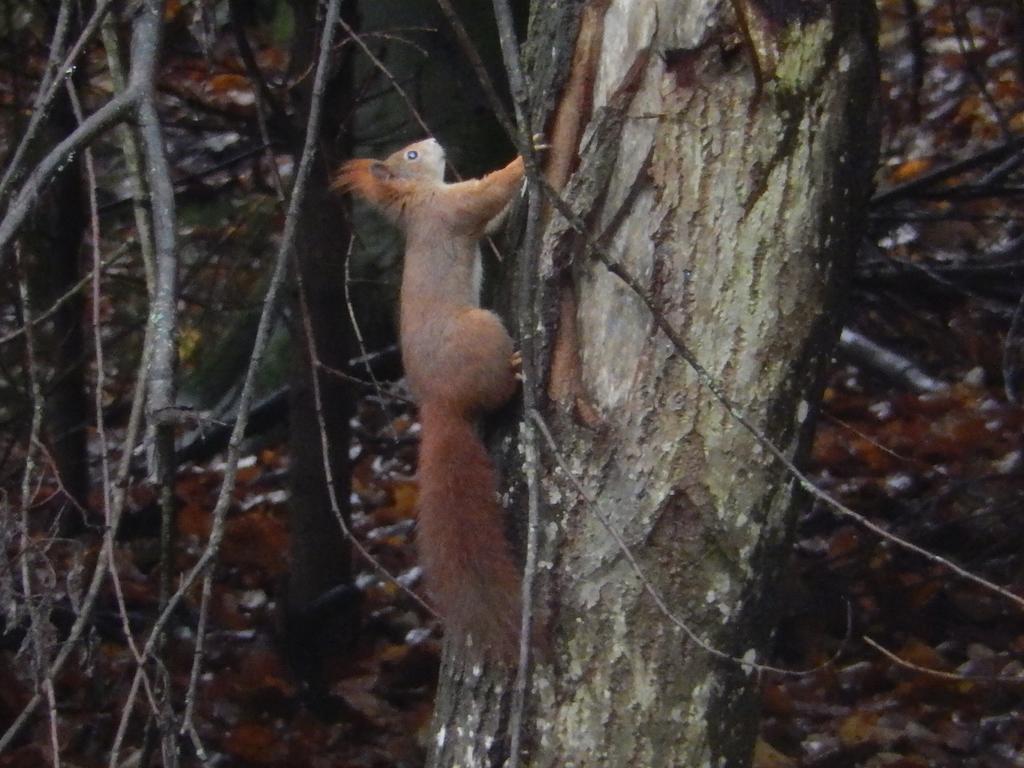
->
left=331, top=158, right=372, bottom=194
left=370, top=161, right=393, bottom=182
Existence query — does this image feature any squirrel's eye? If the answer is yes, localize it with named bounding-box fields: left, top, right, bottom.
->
left=406, top=150, right=419, bottom=160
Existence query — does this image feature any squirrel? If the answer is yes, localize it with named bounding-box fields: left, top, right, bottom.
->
left=333, top=138, right=526, bottom=661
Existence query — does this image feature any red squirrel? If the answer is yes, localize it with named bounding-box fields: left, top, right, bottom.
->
left=334, top=139, right=526, bottom=661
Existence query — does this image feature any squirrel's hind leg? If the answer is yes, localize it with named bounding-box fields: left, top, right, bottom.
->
left=447, top=308, right=518, bottom=414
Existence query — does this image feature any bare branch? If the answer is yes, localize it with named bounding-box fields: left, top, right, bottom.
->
left=0, top=88, right=138, bottom=258
left=863, top=635, right=1024, bottom=686
left=433, top=0, right=518, bottom=142
left=100, top=12, right=157, bottom=293
left=838, top=328, right=948, bottom=394
left=872, top=136, right=1023, bottom=206
left=337, top=16, right=435, bottom=141
left=0, top=0, right=117, bottom=204
left=1004, top=287, right=1024, bottom=403
left=0, top=0, right=173, bottom=750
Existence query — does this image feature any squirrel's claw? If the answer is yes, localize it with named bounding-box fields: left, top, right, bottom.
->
left=510, top=350, right=523, bottom=381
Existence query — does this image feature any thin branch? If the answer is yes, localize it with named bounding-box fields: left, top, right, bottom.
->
left=228, top=0, right=287, bottom=200
left=1003, top=286, right=1024, bottom=403
left=337, top=16, right=435, bottom=142
left=343, top=235, right=400, bottom=440
left=100, top=12, right=157, bottom=293
left=43, top=677, right=60, bottom=768
left=872, top=136, right=1022, bottom=206
left=68, top=78, right=163, bottom=765
left=317, top=361, right=413, bottom=403
left=821, top=413, right=920, bottom=466
left=0, top=0, right=117, bottom=204
left=0, top=87, right=138, bottom=259
left=0, top=0, right=169, bottom=750
left=37, top=1, right=74, bottom=100
left=948, top=0, right=1012, bottom=139
left=0, top=320, right=154, bottom=755
left=863, top=635, right=1024, bottom=685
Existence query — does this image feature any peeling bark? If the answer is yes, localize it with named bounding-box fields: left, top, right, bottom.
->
left=430, top=1, right=877, bottom=766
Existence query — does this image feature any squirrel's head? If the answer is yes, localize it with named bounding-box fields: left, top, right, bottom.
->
left=332, top=138, right=446, bottom=223
left=378, top=138, right=446, bottom=183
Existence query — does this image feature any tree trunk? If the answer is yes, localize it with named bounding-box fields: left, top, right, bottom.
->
left=429, top=1, right=877, bottom=766
left=31, top=5, right=89, bottom=527
left=281, top=0, right=359, bottom=687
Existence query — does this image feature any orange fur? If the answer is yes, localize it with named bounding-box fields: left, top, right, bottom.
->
left=335, top=139, right=525, bottom=661
left=331, top=158, right=411, bottom=221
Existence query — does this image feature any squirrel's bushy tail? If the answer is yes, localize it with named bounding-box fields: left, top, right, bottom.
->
left=416, top=401, right=522, bottom=662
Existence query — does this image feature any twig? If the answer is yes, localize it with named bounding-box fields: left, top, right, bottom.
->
left=433, top=0, right=518, bottom=143
left=69, top=33, right=164, bottom=768
left=821, top=413, right=919, bottom=466
left=0, top=306, right=154, bottom=755
left=342, top=236, right=400, bottom=440
left=44, top=676, right=60, bottom=768
left=228, top=0, right=287, bottom=200
left=863, top=635, right=1024, bottom=685
left=37, top=1, right=73, bottom=103
left=0, top=88, right=138, bottom=259
left=100, top=12, right=157, bottom=293
left=901, top=0, right=925, bottom=120
left=1003, top=286, right=1024, bottom=403
left=316, top=361, right=413, bottom=403
left=948, top=0, right=1012, bottom=140
left=180, top=565, right=214, bottom=733
left=68, top=77, right=163, bottom=766
left=1, top=1, right=175, bottom=753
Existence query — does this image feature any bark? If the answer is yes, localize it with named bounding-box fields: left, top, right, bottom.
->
left=430, top=1, right=878, bottom=766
